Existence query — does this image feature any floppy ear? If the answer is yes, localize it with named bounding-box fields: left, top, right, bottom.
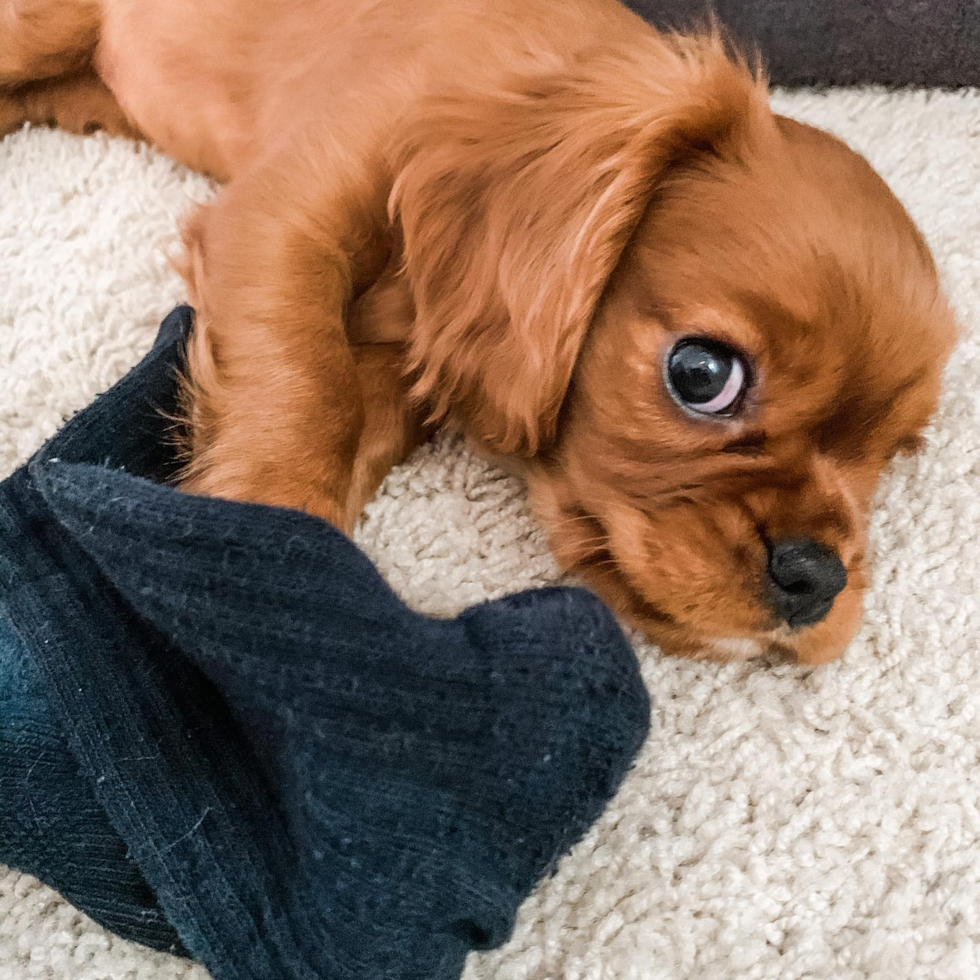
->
left=390, top=34, right=768, bottom=456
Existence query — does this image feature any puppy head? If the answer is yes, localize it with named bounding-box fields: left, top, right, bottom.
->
left=392, top=33, right=956, bottom=663
left=537, top=119, right=956, bottom=663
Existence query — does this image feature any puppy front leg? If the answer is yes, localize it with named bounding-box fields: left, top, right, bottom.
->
left=347, top=343, right=430, bottom=523
left=177, top=132, right=389, bottom=533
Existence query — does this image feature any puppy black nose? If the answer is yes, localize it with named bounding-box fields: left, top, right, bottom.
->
left=766, top=539, right=847, bottom=628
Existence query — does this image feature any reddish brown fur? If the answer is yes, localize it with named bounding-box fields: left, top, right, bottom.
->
left=0, top=0, right=956, bottom=662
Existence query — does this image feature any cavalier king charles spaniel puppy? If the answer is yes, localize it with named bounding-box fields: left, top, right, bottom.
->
left=1, top=0, right=956, bottom=663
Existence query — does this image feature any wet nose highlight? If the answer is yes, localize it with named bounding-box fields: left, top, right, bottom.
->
left=766, top=538, right=847, bottom=628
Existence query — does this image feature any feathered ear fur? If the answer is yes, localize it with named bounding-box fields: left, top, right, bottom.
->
left=390, top=33, right=768, bottom=456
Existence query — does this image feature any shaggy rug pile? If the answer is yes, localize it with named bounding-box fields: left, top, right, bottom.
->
left=1, top=84, right=979, bottom=980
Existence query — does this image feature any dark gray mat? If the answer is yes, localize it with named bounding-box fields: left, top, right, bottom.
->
left=624, top=0, right=980, bottom=88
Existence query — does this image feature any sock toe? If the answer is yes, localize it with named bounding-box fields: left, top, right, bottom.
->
left=455, top=586, right=650, bottom=883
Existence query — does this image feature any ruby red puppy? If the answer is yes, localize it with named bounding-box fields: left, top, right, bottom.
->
left=1, top=0, right=956, bottom=662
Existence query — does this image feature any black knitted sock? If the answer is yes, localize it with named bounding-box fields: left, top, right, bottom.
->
left=1, top=306, right=651, bottom=980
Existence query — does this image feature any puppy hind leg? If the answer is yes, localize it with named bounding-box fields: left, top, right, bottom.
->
left=0, top=0, right=101, bottom=86
left=0, top=69, right=139, bottom=139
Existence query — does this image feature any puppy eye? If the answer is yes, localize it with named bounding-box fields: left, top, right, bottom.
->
left=666, top=340, right=748, bottom=416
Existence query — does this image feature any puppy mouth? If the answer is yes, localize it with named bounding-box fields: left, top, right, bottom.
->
left=557, top=510, right=846, bottom=662
left=562, top=527, right=774, bottom=653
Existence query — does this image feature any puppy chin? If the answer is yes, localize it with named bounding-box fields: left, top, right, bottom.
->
left=703, top=637, right=769, bottom=661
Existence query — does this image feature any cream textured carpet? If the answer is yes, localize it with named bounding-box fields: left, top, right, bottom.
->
left=1, top=87, right=979, bottom=980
